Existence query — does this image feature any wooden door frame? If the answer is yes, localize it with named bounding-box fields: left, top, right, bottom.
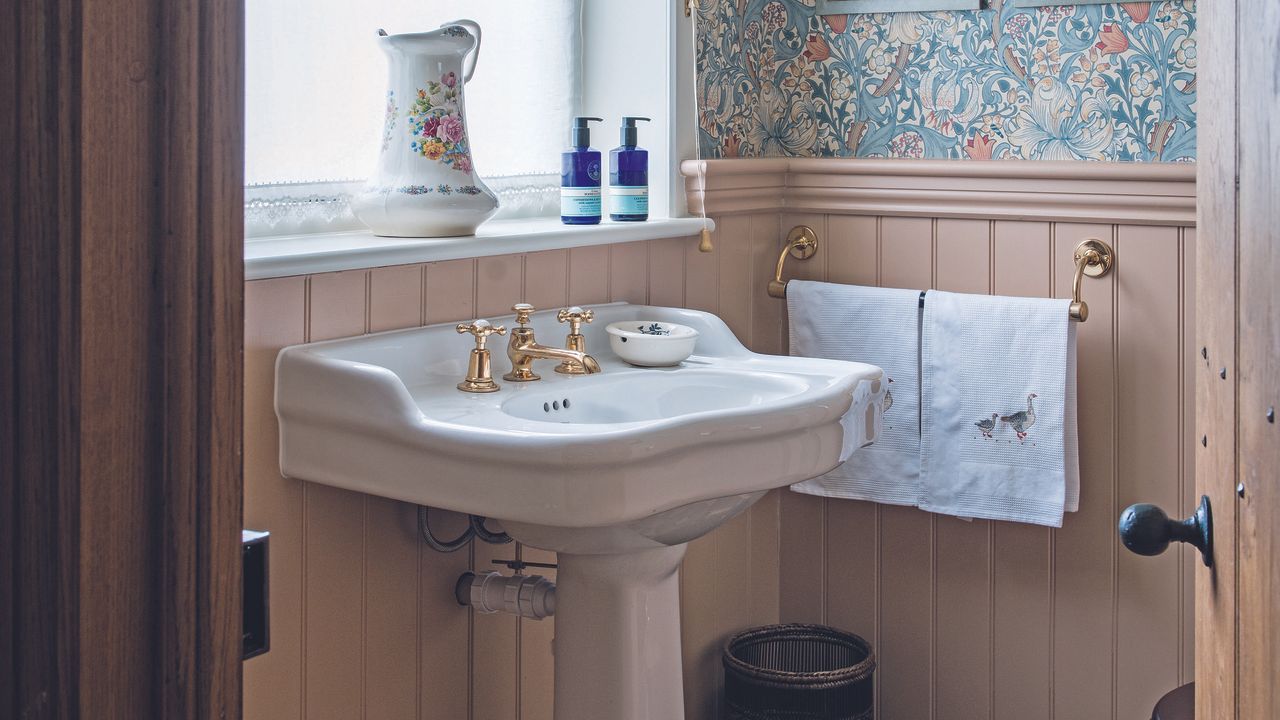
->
left=1197, top=0, right=1280, bottom=717
left=2, top=0, right=245, bottom=717
left=1195, top=0, right=1238, bottom=716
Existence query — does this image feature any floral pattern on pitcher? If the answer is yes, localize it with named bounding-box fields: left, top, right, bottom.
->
left=407, top=72, right=474, bottom=174
left=380, top=91, right=398, bottom=153
left=396, top=183, right=484, bottom=196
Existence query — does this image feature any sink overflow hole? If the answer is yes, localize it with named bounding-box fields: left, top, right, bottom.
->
left=543, top=398, right=573, bottom=413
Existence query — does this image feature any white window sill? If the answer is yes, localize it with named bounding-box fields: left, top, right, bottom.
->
left=244, top=216, right=714, bottom=281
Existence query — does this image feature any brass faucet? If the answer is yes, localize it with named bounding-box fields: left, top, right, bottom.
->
left=503, top=303, right=602, bottom=382
left=554, top=306, right=595, bottom=375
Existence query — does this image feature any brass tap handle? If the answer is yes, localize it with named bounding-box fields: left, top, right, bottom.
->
left=553, top=306, right=595, bottom=375
left=456, top=319, right=507, bottom=350
left=556, top=306, right=594, bottom=336
left=455, top=320, right=506, bottom=393
left=511, top=303, right=535, bottom=328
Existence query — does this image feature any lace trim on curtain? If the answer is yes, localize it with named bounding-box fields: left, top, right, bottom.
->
left=244, top=174, right=561, bottom=238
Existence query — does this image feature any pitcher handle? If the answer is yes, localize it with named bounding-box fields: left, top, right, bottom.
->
left=442, top=19, right=481, bottom=83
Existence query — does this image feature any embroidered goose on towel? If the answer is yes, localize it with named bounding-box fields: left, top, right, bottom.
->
left=1001, top=393, right=1037, bottom=441
left=918, top=290, right=1080, bottom=528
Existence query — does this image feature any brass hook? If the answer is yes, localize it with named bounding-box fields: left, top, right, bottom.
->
left=1069, top=238, right=1115, bottom=322
left=767, top=226, right=819, bottom=298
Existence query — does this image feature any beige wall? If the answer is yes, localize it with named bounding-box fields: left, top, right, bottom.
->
left=244, top=160, right=1196, bottom=720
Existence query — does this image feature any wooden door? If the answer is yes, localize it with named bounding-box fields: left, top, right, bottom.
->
left=1, top=0, right=245, bottom=717
left=1196, top=0, right=1280, bottom=717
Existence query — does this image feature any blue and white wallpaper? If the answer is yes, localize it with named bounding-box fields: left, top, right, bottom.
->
left=695, top=1, right=1196, bottom=161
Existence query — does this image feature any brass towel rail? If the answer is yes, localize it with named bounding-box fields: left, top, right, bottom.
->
left=767, top=226, right=1115, bottom=324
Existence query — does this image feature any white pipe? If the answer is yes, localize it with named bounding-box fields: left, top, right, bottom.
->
left=455, top=571, right=556, bottom=620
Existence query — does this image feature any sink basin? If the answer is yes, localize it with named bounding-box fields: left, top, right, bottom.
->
left=277, top=304, right=882, bottom=530
left=498, top=369, right=809, bottom=424
left=275, top=303, right=883, bottom=720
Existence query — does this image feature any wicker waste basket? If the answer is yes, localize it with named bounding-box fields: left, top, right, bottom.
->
left=722, top=624, right=876, bottom=720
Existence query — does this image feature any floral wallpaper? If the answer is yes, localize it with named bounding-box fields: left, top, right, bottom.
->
left=695, top=1, right=1196, bottom=161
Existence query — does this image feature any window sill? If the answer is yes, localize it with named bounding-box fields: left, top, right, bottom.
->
left=244, top=216, right=714, bottom=281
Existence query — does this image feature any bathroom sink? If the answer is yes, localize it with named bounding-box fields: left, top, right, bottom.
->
left=275, top=302, right=883, bottom=720
left=276, top=303, right=884, bottom=530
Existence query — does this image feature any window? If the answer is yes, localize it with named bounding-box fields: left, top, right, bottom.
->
left=245, top=0, right=582, bottom=236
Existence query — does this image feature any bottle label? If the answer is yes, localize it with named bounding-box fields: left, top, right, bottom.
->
left=609, top=186, right=649, bottom=216
left=561, top=187, right=601, bottom=217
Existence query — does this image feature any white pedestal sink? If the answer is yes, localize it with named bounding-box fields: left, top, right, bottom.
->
left=276, top=303, right=883, bottom=720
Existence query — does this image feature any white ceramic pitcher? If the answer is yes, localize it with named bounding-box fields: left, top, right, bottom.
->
left=352, top=21, right=499, bottom=237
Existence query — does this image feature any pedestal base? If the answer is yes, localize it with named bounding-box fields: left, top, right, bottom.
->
left=552, top=545, right=688, bottom=720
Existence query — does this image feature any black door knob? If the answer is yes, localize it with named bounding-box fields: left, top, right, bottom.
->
left=1118, top=495, right=1213, bottom=567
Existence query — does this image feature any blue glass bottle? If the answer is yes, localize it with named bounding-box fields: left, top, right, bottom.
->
left=609, top=117, right=650, bottom=222
left=561, top=117, right=603, bottom=225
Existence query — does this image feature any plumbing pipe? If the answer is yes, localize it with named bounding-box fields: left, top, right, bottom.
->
left=417, top=506, right=474, bottom=552
left=455, top=571, right=556, bottom=620
left=469, top=514, right=512, bottom=545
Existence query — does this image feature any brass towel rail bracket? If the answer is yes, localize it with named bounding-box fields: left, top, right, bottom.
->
left=767, top=228, right=1115, bottom=325
left=767, top=225, right=819, bottom=298
left=1069, top=238, right=1115, bottom=322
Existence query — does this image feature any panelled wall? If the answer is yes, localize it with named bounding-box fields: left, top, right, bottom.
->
left=244, top=158, right=1197, bottom=720
left=242, top=232, right=787, bottom=720
left=687, top=159, right=1199, bottom=720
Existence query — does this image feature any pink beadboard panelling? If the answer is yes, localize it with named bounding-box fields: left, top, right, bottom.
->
left=364, top=266, right=425, bottom=720
left=990, top=221, right=1054, bottom=720
left=1179, top=227, right=1196, bottom=687
left=243, top=277, right=306, bottom=720
left=777, top=212, right=829, bottom=629
left=679, top=213, right=788, bottom=720
left=932, top=218, right=996, bottom=719
left=568, top=245, right=610, bottom=307
left=245, top=158, right=1196, bottom=720
left=524, top=250, right=570, bottom=310
left=304, top=271, right=369, bottom=720
left=1049, top=224, right=1118, bottom=720
left=875, top=216, right=935, bottom=720
left=752, top=211, right=1194, bottom=720
left=610, top=242, right=649, bottom=304
left=1114, top=225, right=1185, bottom=719
left=822, top=214, right=880, bottom=709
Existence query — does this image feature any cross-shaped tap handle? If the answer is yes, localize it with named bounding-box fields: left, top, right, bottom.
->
left=556, top=306, right=594, bottom=335
left=511, top=303, right=535, bottom=327
left=456, top=319, right=507, bottom=350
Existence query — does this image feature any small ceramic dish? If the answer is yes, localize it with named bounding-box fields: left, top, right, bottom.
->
left=605, top=321, right=699, bottom=367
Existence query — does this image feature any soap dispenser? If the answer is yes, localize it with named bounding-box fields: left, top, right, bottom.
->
left=562, top=117, right=604, bottom=225
left=609, top=116, right=650, bottom=222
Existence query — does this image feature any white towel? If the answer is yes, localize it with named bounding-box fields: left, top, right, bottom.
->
left=919, top=290, right=1079, bottom=527
left=787, top=281, right=922, bottom=506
